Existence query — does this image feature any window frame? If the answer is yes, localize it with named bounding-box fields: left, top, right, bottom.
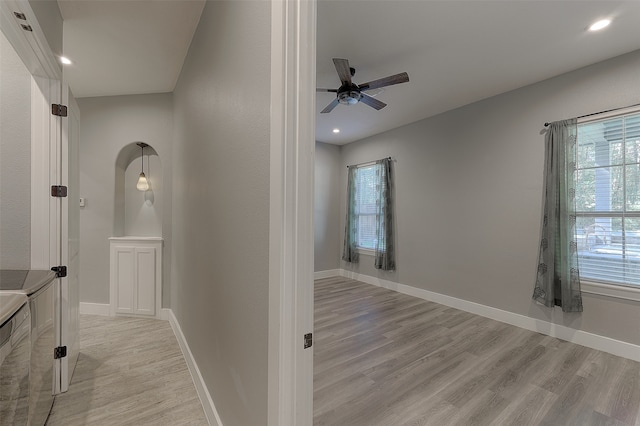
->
left=575, top=106, right=640, bottom=301
left=353, top=163, right=385, bottom=254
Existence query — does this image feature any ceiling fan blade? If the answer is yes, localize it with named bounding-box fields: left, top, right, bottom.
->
left=317, top=88, right=338, bottom=92
left=320, top=98, right=340, bottom=114
left=359, top=72, right=409, bottom=91
left=333, top=58, right=352, bottom=85
left=360, top=93, right=387, bottom=110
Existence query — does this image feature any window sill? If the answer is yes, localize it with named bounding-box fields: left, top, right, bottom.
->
left=581, top=280, right=640, bottom=302
left=357, top=247, right=375, bottom=256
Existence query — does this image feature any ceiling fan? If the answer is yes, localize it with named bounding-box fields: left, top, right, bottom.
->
left=317, top=58, right=409, bottom=114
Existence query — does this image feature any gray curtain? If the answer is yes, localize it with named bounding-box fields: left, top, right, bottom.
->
left=533, top=119, right=583, bottom=313
left=342, top=165, right=359, bottom=263
left=374, top=158, right=395, bottom=271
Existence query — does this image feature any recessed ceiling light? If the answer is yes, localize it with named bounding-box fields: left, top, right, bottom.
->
left=333, top=128, right=340, bottom=134
left=589, top=19, right=611, bottom=31
left=60, top=56, right=72, bottom=65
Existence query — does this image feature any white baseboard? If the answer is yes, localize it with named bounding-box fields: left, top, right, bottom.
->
left=79, top=302, right=110, bottom=316
left=339, top=269, right=640, bottom=363
left=167, top=309, right=223, bottom=426
left=314, top=269, right=341, bottom=280
left=159, top=308, right=171, bottom=321
left=79, top=303, right=171, bottom=321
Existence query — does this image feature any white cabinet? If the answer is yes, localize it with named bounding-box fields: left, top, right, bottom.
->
left=109, top=237, right=162, bottom=318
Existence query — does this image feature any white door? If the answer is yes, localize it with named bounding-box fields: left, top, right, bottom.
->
left=112, top=245, right=135, bottom=314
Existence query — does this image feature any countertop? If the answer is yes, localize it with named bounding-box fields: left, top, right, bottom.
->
left=0, top=269, right=57, bottom=295
left=0, top=293, right=28, bottom=326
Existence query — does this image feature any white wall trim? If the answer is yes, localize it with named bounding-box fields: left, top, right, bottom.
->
left=167, top=309, right=222, bottom=426
left=158, top=308, right=171, bottom=321
left=79, top=303, right=173, bottom=322
left=314, top=269, right=341, bottom=280
left=338, top=269, right=640, bottom=363
left=268, top=0, right=316, bottom=425
left=79, top=302, right=110, bottom=316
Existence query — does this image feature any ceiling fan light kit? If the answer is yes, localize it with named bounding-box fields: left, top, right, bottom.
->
left=317, top=58, right=409, bottom=114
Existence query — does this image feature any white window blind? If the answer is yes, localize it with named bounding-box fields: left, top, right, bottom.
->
left=354, top=164, right=385, bottom=251
left=576, top=111, right=640, bottom=288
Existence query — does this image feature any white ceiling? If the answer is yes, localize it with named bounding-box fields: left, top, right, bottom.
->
left=56, top=1, right=640, bottom=145
left=58, top=0, right=205, bottom=98
left=317, top=1, right=640, bottom=144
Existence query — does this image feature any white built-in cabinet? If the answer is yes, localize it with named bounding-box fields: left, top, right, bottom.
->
left=109, top=237, right=162, bottom=318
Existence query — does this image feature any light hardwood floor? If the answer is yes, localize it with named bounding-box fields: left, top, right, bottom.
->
left=42, top=280, right=640, bottom=426
left=314, top=276, right=640, bottom=426
left=46, top=315, right=207, bottom=426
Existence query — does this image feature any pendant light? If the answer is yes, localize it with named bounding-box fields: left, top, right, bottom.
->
left=136, top=142, right=149, bottom=191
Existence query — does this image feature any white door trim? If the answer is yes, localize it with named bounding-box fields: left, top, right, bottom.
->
left=268, top=0, right=316, bottom=425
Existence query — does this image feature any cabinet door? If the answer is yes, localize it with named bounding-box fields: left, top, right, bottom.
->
left=135, top=247, right=156, bottom=316
left=113, top=246, right=135, bottom=314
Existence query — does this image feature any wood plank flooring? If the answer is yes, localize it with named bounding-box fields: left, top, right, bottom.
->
left=314, top=276, right=640, bottom=426
left=46, top=315, right=207, bottom=426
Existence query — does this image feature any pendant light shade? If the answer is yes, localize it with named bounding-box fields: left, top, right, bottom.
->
left=136, top=142, right=149, bottom=191
left=136, top=172, right=149, bottom=191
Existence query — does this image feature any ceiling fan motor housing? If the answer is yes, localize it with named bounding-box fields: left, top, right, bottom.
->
left=338, top=83, right=361, bottom=105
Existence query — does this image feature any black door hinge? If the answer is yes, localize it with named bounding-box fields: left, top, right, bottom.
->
left=54, top=346, right=67, bottom=359
left=51, top=185, right=68, bottom=197
left=51, top=266, right=67, bottom=278
left=304, top=333, right=313, bottom=349
left=52, top=104, right=68, bottom=117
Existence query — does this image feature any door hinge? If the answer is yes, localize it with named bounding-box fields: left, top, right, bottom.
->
left=51, top=266, right=67, bottom=278
left=51, top=185, right=68, bottom=197
left=54, top=346, right=67, bottom=359
left=51, top=104, right=68, bottom=117
left=304, top=333, right=313, bottom=349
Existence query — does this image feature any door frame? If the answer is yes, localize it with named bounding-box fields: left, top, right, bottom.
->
left=268, top=0, right=317, bottom=425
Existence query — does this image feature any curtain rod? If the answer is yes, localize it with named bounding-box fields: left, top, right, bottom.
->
left=544, top=102, right=640, bottom=127
left=347, top=157, right=392, bottom=169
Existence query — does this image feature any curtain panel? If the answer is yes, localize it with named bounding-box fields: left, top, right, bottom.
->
left=533, top=119, right=583, bottom=313
left=342, top=165, right=359, bottom=263
left=374, top=158, right=396, bottom=271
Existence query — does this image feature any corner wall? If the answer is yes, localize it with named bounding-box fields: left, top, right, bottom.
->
left=170, top=2, right=271, bottom=425
left=337, top=49, right=640, bottom=346
left=314, top=142, right=341, bottom=272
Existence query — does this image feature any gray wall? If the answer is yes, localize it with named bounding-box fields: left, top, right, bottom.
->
left=0, top=31, right=31, bottom=269
left=123, top=152, right=163, bottom=237
left=29, top=0, right=63, bottom=61
left=78, top=93, right=173, bottom=305
left=337, top=50, right=640, bottom=346
left=170, top=2, right=271, bottom=425
left=314, top=142, right=342, bottom=272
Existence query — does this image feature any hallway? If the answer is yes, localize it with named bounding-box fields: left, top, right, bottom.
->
left=46, top=315, right=207, bottom=425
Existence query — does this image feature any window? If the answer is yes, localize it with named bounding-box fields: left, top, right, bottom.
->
left=343, top=157, right=395, bottom=270
left=575, top=111, right=640, bottom=288
left=354, top=164, right=385, bottom=251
